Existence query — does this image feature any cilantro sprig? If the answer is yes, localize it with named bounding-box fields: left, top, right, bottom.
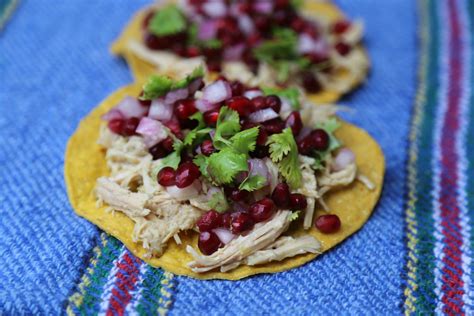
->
left=267, top=127, right=302, bottom=189
left=148, top=5, right=186, bottom=36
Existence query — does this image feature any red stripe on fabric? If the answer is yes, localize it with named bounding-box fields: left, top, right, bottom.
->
left=439, top=0, right=465, bottom=315
left=106, top=252, right=142, bottom=316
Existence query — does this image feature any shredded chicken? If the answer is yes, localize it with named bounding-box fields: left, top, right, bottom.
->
left=318, top=163, right=357, bottom=189
left=187, top=211, right=292, bottom=273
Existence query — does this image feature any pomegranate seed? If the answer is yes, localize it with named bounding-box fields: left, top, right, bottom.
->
left=251, top=96, right=267, bottom=111
left=207, top=60, right=222, bottom=72
left=289, top=193, right=307, bottom=210
left=144, top=33, right=166, bottom=50
left=138, top=91, right=151, bottom=106
left=256, top=128, right=268, bottom=146
left=228, top=96, right=252, bottom=116
left=164, top=118, right=182, bottom=139
left=174, top=99, right=198, bottom=121
left=335, top=42, right=351, bottom=56
left=254, top=15, right=271, bottom=32
left=186, top=46, right=201, bottom=57
left=285, top=111, right=303, bottom=136
left=108, top=119, right=124, bottom=134
left=275, top=0, right=290, bottom=10
left=332, top=20, right=351, bottom=35
left=197, top=210, right=222, bottom=232
left=230, top=81, right=244, bottom=96
left=310, top=129, right=329, bottom=151
left=239, top=3, right=252, bottom=13
left=149, top=143, right=168, bottom=160
left=263, top=118, right=285, bottom=134
left=303, top=25, right=319, bottom=39
left=249, top=198, right=276, bottom=222
left=226, top=187, right=249, bottom=202
left=200, top=140, right=215, bottom=156
left=221, top=212, right=232, bottom=229
left=142, top=10, right=155, bottom=29
left=274, top=9, right=294, bottom=25
left=175, top=161, right=201, bottom=188
left=204, top=110, right=219, bottom=127
left=271, top=183, right=290, bottom=208
left=231, top=212, right=255, bottom=234
left=198, top=231, right=222, bottom=255
left=291, top=17, right=307, bottom=32
left=302, top=71, right=322, bottom=93
left=315, top=214, right=341, bottom=234
left=202, top=47, right=222, bottom=59
left=265, top=95, right=281, bottom=113
left=157, top=167, right=176, bottom=187
left=122, top=117, right=140, bottom=136
left=161, top=137, right=174, bottom=152
left=297, top=137, right=313, bottom=155
left=247, top=34, right=262, bottom=47
left=305, top=52, right=329, bottom=65
left=251, top=145, right=269, bottom=158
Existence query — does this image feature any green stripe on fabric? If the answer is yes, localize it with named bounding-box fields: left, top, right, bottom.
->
left=0, top=0, right=19, bottom=31
left=413, top=0, right=440, bottom=311
left=136, top=267, right=166, bottom=315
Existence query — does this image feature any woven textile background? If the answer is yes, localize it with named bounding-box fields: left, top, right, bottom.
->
left=4, top=0, right=471, bottom=314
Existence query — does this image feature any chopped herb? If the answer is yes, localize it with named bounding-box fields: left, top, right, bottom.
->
left=193, top=154, right=210, bottom=179
left=229, top=126, right=260, bottom=155
left=148, top=5, right=186, bottom=36
left=207, top=189, right=229, bottom=213
left=159, top=140, right=184, bottom=171
left=239, top=175, right=267, bottom=192
left=184, top=112, right=211, bottom=147
left=289, top=211, right=301, bottom=221
left=207, top=148, right=248, bottom=185
left=213, top=106, right=241, bottom=150
left=262, top=86, right=301, bottom=110
left=267, top=127, right=302, bottom=189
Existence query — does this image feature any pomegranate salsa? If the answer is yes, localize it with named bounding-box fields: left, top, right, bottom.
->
left=140, top=0, right=362, bottom=93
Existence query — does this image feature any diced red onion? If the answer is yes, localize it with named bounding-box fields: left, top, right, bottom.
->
left=297, top=34, right=330, bottom=56
left=243, top=89, right=263, bottom=99
left=235, top=171, right=248, bottom=184
left=202, top=80, right=232, bottom=103
left=135, top=117, right=168, bottom=148
left=279, top=97, right=293, bottom=115
left=188, top=77, right=204, bottom=96
left=212, top=228, right=235, bottom=245
left=202, top=2, right=227, bottom=18
left=195, top=99, right=217, bottom=112
left=210, top=130, right=216, bottom=139
left=229, top=3, right=240, bottom=17
left=223, top=44, right=245, bottom=61
left=116, top=96, right=148, bottom=118
left=164, top=88, right=189, bottom=105
left=254, top=1, right=273, bottom=14
left=101, top=108, right=124, bottom=121
left=238, top=15, right=255, bottom=35
left=332, top=148, right=355, bottom=172
left=233, top=202, right=248, bottom=213
left=148, top=98, right=173, bottom=122
left=297, top=127, right=312, bottom=141
left=248, top=159, right=269, bottom=188
left=198, top=20, right=218, bottom=40
left=166, top=180, right=201, bottom=201
left=249, top=108, right=279, bottom=123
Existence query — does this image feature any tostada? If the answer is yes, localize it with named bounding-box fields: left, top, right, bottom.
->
left=65, top=67, right=384, bottom=280
left=112, top=0, right=369, bottom=104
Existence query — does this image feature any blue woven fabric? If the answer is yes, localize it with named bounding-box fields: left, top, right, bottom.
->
left=0, top=0, right=416, bottom=314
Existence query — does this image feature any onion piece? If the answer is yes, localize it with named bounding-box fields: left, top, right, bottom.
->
left=116, top=96, right=148, bottom=118
left=249, top=108, right=279, bottom=123
left=198, top=20, right=218, bottom=40
left=249, top=158, right=269, bottom=180
left=202, top=80, right=232, bottom=103
left=166, top=180, right=201, bottom=201
left=202, top=2, right=227, bottom=18
left=135, top=117, right=168, bottom=148
left=223, top=44, right=245, bottom=61
left=233, top=202, right=248, bottom=213
left=148, top=98, right=173, bottom=122
left=238, top=14, right=255, bottom=35
left=188, top=77, right=204, bottom=96
left=332, top=148, right=355, bottom=171
left=254, top=1, right=273, bottom=14
left=297, top=127, right=312, bottom=141
left=164, top=87, right=189, bottom=105
left=195, top=98, right=217, bottom=112
left=212, top=228, right=235, bottom=245
left=243, top=89, right=263, bottom=99
left=297, top=34, right=330, bottom=57
left=101, top=108, right=124, bottom=121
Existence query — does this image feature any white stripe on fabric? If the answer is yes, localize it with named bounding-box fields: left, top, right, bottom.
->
left=98, top=246, right=127, bottom=316
left=125, top=262, right=148, bottom=316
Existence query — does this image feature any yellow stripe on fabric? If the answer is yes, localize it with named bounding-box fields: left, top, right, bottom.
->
left=404, top=0, right=430, bottom=314
left=158, top=271, right=175, bottom=316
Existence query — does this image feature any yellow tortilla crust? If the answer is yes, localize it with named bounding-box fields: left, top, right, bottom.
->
left=111, top=1, right=369, bottom=105
left=65, top=84, right=384, bottom=280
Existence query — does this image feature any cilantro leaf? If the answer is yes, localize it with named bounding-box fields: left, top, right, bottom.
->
left=193, top=154, right=210, bottom=179
left=149, top=5, right=186, bottom=36
left=159, top=140, right=184, bottom=170
left=239, top=175, right=267, bottom=192
left=289, top=211, right=301, bottom=221
left=213, top=106, right=241, bottom=150
left=207, top=148, right=248, bottom=185
left=184, top=112, right=211, bottom=147
left=207, top=189, right=229, bottom=213
left=267, top=128, right=302, bottom=189
left=254, top=28, right=298, bottom=62
left=140, top=66, right=204, bottom=100
left=188, top=23, right=222, bottom=48
left=229, top=126, right=259, bottom=155
left=262, top=87, right=301, bottom=110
